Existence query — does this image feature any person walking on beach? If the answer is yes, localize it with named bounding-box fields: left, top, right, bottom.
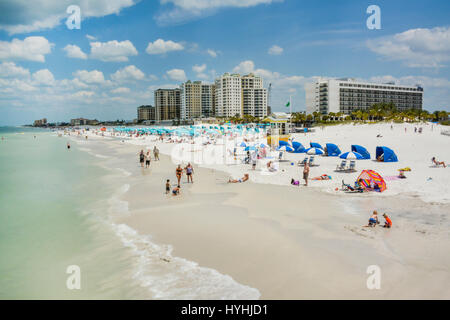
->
left=153, top=146, right=160, bottom=161
left=145, top=151, right=151, bottom=168
left=303, top=162, right=310, bottom=186
left=139, top=150, right=145, bottom=167
left=176, top=165, right=183, bottom=187
left=185, top=163, right=194, bottom=183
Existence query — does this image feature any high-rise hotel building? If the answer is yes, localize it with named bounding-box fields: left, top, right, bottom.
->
left=306, top=78, right=423, bottom=115
left=154, top=88, right=181, bottom=121
left=214, top=73, right=268, bottom=118
left=180, top=81, right=215, bottom=120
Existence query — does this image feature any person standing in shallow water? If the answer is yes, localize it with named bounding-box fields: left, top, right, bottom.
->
left=175, top=165, right=183, bottom=187
left=153, top=146, right=160, bottom=161
left=145, top=150, right=151, bottom=168
left=139, top=150, right=145, bottom=167
left=185, top=163, right=194, bottom=183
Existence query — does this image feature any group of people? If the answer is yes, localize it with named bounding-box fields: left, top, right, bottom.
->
left=164, top=163, right=195, bottom=197
left=138, top=146, right=160, bottom=168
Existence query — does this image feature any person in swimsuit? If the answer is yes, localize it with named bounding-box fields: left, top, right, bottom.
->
left=172, top=186, right=180, bottom=196
left=153, top=146, right=160, bottom=161
left=364, top=210, right=379, bottom=227
left=139, top=150, right=145, bottom=167
left=145, top=151, right=151, bottom=168
left=228, top=174, right=249, bottom=183
left=432, top=157, right=446, bottom=168
left=176, top=165, right=183, bottom=187
left=185, top=163, right=194, bottom=183
left=383, top=213, right=392, bottom=228
left=165, top=179, right=171, bottom=194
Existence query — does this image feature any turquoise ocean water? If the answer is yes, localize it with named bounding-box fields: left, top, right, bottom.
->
left=0, top=127, right=145, bottom=299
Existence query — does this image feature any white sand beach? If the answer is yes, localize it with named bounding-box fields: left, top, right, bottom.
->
left=66, top=122, right=450, bottom=299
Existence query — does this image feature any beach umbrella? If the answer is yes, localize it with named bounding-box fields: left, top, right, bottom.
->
left=305, top=147, right=324, bottom=155
left=239, top=142, right=247, bottom=147
left=245, top=146, right=257, bottom=151
left=277, top=145, right=295, bottom=152
left=339, top=151, right=364, bottom=160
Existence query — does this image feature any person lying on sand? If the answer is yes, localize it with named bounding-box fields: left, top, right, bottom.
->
left=311, top=174, right=331, bottom=180
left=228, top=174, right=249, bottom=183
left=432, top=157, right=446, bottom=168
left=364, top=210, right=380, bottom=227
left=291, top=178, right=300, bottom=186
left=383, top=213, right=392, bottom=228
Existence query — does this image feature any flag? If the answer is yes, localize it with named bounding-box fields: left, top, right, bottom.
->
left=285, top=101, right=290, bottom=107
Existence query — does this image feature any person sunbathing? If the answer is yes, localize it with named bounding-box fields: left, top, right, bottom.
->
left=311, top=174, right=331, bottom=180
left=432, top=157, right=446, bottom=168
left=228, top=174, right=249, bottom=183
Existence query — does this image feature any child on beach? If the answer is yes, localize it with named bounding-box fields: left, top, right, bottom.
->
left=166, top=180, right=171, bottom=194
left=172, top=186, right=180, bottom=196
left=364, top=210, right=379, bottom=227
left=383, top=213, right=392, bottom=228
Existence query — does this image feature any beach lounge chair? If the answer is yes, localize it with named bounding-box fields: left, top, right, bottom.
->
left=347, top=160, right=356, bottom=172
left=309, top=156, right=319, bottom=167
left=298, top=157, right=308, bottom=166
left=336, top=160, right=347, bottom=171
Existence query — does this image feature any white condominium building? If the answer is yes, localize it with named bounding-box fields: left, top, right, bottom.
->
left=242, top=74, right=268, bottom=119
left=305, top=78, right=423, bottom=115
left=214, top=73, right=268, bottom=118
left=180, top=81, right=215, bottom=120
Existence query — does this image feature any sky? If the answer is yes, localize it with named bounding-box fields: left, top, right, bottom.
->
left=0, top=0, right=449, bottom=125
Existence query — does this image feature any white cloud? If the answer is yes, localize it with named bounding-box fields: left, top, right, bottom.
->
left=367, top=26, right=450, bottom=68
left=0, top=62, right=30, bottom=78
left=111, top=65, right=145, bottom=82
left=32, top=69, right=55, bottom=85
left=73, top=70, right=105, bottom=84
left=207, top=49, right=218, bottom=58
left=156, top=0, right=281, bottom=25
left=86, top=35, right=97, bottom=41
left=145, top=39, right=184, bottom=55
left=148, top=74, right=159, bottom=81
left=268, top=45, right=283, bottom=55
left=90, top=40, right=138, bottom=62
left=166, top=69, right=187, bottom=82
left=192, top=64, right=207, bottom=73
left=111, top=87, right=131, bottom=94
left=63, top=44, right=88, bottom=59
left=0, top=0, right=138, bottom=34
left=0, top=36, right=53, bottom=62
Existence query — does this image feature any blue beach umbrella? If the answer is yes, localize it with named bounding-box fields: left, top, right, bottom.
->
left=277, top=145, right=295, bottom=152
left=339, top=151, right=364, bottom=160
left=245, top=146, right=257, bottom=151
left=305, top=147, right=324, bottom=155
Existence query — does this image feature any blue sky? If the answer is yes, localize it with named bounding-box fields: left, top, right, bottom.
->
left=0, top=0, right=449, bottom=125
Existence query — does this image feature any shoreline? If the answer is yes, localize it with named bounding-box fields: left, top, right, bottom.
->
left=70, top=133, right=450, bottom=299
